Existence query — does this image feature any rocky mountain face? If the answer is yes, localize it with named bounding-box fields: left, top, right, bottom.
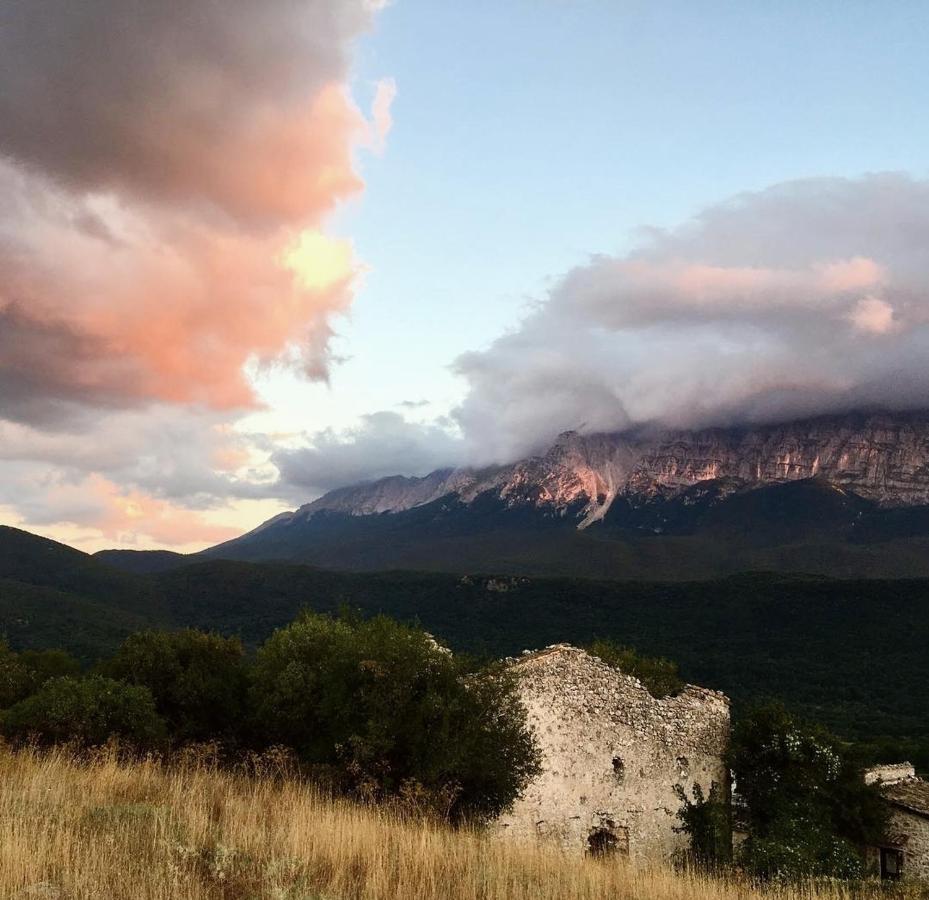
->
left=269, top=412, right=929, bottom=533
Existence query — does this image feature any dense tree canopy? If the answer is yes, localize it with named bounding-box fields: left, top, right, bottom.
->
left=99, top=629, right=247, bottom=743
left=250, top=611, right=540, bottom=820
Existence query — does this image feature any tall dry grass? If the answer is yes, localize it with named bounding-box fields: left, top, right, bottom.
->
left=0, top=744, right=921, bottom=900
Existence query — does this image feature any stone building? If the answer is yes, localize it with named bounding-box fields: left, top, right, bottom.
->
left=864, top=764, right=929, bottom=881
left=494, top=644, right=731, bottom=861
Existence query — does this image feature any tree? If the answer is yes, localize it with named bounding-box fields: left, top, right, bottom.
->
left=587, top=639, right=683, bottom=698
left=730, top=703, right=888, bottom=879
left=0, top=641, right=80, bottom=709
left=251, top=611, right=539, bottom=820
left=100, top=629, right=248, bottom=743
left=0, top=641, right=32, bottom=709
left=2, top=675, right=165, bottom=749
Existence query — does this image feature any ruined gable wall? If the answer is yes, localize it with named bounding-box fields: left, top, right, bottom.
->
left=894, top=810, right=929, bottom=881
left=495, top=645, right=730, bottom=861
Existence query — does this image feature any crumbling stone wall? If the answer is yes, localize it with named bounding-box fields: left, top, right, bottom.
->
left=892, top=810, right=929, bottom=881
left=495, top=644, right=730, bottom=862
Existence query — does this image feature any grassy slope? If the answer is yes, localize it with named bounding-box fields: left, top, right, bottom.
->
left=2, top=746, right=916, bottom=900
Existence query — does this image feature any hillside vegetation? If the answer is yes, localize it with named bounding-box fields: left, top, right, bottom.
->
left=0, top=745, right=921, bottom=900
left=2, top=526, right=928, bottom=751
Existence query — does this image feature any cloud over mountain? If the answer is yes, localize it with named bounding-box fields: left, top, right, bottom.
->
left=275, top=174, right=929, bottom=495
left=453, top=174, right=929, bottom=462
left=273, top=411, right=466, bottom=498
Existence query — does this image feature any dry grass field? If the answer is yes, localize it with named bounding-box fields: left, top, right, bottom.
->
left=0, top=744, right=923, bottom=900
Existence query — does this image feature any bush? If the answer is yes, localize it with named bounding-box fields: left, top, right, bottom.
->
left=2, top=675, right=165, bottom=749
left=251, top=611, right=539, bottom=820
left=587, top=639, right=683, bottom=698
left=100, top=629, right=248, bottom=743
left=740, top=810, right=864, bottom=880
left=0, top=642, right=81, bottom=709
left=730, top=703, right=887, bottom=879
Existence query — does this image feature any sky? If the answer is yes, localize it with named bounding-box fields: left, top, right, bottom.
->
left=3, top=0, right=929, bottom=551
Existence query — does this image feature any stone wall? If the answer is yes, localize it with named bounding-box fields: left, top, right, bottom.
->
left=898, top=811, right=929, bottom=881
left=875, top=809, right=929, bottom=882
left=863, top=764, right=929, bottom=881
left=494, top=645, right=730, bottom=862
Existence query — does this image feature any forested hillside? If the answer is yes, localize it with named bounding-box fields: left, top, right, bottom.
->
left=1, top=526, right=927, bottom=749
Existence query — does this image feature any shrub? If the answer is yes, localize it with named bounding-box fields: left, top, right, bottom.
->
left=100, top=629, right=248, bottom=743
left=0, top=642, right=81, bottom=709
left=730, top=703, right=887, bottom=879
left=251, top=611, right=539, bottom=820
left=587, top=639, right=683, bottom=698
left=2, top=675, right=165, bottom=749
left=740, top=809, right=864, bottom=880
left=0, top=641, right=32, bottom=709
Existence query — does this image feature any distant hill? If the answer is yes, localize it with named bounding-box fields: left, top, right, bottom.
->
left=0, top=526, right=171, bottom=659
left=94, top=548, right=190, bottom=574
left=3, top=525, right=929, bottom=745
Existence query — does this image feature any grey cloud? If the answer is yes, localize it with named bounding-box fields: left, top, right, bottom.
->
left=0, top=406, right=276, bottom=508
left=0, top=0, right=376, bottom=226
left=0, top=301, right=142, bottom=425
left=273, top=411, right=465, bottom=497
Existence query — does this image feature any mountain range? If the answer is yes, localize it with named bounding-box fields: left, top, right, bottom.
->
left=107, top=410, right=929, bottom=580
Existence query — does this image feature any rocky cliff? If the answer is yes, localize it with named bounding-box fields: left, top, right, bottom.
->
left=274, top=411, right=929, bottom=532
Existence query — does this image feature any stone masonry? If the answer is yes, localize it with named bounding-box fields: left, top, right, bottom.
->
left=865, top=764, right=929, bottom=882
left=494, top=644, right=731, bottom=862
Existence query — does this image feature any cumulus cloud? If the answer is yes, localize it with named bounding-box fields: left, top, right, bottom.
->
left=452, top=174, right=929, bottom=463
left=273, top=411, right=465, bottom=496
left=0, top=0, right=392, bottom=546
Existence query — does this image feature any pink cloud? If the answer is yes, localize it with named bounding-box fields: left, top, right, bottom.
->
left=1, top=166, right=359, bottom=413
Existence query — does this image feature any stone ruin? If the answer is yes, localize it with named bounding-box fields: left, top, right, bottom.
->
left=494, top=644, right=731, bottom=862
left=864, top=763, right=929, bottom=881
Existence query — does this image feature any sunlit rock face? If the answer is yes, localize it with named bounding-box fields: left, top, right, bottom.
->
left=279, top=411, right=929, bottom=530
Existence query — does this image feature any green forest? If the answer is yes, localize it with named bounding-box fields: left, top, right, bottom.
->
left=1, top=525, right=927, bottom=767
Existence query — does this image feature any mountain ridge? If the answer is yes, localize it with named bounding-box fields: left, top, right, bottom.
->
left=246, top=410, right=929, bottom=535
